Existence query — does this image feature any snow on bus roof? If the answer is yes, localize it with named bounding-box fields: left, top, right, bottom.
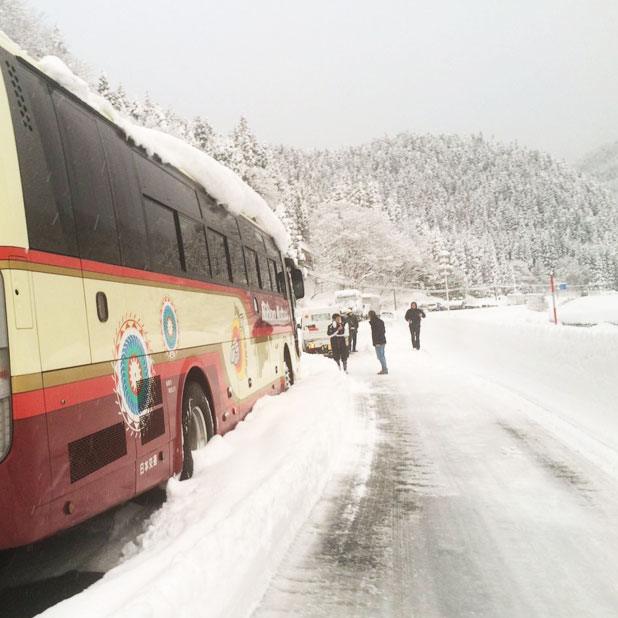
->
left=0, top=32, right=289, bottom=252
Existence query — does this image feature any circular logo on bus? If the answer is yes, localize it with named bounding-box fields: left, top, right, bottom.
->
left=230, top=315, right=246, bottom=380
left=113, top=317, right=155, bottom=433
left=161, top=298, right=178, bottom=351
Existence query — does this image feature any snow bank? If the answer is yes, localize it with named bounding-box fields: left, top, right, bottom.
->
left=426, top=306, right=618, bottom=474
left=557, top=292, right=618, bottom=325
left=40, top=355, right=356, bottom=618
left=0, top=30, right=288, bottom=252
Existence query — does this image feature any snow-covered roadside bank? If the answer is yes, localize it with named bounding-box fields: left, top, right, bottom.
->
left=423, top=307, right=618, bottom=475
left=40, top=355, right=360, bottom=618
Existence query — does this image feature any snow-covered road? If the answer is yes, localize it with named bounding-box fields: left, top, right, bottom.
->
left=255, top=313, right=618, bottom=617
left=9, top=307, right=618, bottom=617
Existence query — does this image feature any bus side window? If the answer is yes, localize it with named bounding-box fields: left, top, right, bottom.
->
left=206, top=228, right=231, bottom=282
left=179, top=215, right=210, bottom=277
left=256, top=254, right=269, bottom=291
left=52, top=92, right=121, bottom=265
left=259, top=254, right=273, bottom=291
left=134, top=155, right=201, bottom=219
left=2, top=59, right=78, bottom=256
left=275, top=264, right=285, bottom=294
left=267, top=259, right=278, bottom=293
left=143, top=197, right=182, bottom=273
left=228, top=240, right=247, bottom=286
left=100, top=128, right=151, bottom=271
left=244, top=247, right=260, bottom=289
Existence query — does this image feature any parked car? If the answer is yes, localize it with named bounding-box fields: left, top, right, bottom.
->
left=300, top=306, right=337, bottom=355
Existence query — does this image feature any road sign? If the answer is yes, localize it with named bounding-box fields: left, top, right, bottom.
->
left=558, top=283, right=567, bottom=290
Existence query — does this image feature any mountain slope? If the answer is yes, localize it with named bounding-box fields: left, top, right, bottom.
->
left=274, top=133, right=618, bottom=289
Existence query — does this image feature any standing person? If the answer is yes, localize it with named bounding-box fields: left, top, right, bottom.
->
left=368, top=310, right=388, bottom=375
left=404, top=301, right=426, bottom=350
left=346, top=309, right=359, bottom=352
left=327, top=313, right=349, bottom=372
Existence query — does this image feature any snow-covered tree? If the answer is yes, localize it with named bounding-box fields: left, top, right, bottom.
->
left=0, top=0, right=86, bottom=73
left=96, top=72, right=112, bottom=99
left=192, top=116, right=215, bottom=152
left=107, top=84, right=130, bottom=114
left=309, top=200, right=425, bottom=288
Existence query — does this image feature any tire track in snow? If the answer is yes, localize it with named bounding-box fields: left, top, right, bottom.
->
left=254, top=383, right=440, bottom=617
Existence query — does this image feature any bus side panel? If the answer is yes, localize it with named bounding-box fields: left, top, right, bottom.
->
left=45, top=389, right=136, bottom=501
left=81, top=275, right=173, bottom=493
left=0, top=415, right=51, bottom=548
left=0, top=264, right=51, bottom=548
left=46, top=454, right=136, bottom=541
left=3, top=264, right=43, bottom=379
left=203, top=360, right=227, bottom=431
left=32, top=270, right=91, bottom=372
left=247, top=290, right=294, bottom=390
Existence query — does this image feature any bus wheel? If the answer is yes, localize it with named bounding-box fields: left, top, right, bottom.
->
left=180, top=381, right=213, bottom=480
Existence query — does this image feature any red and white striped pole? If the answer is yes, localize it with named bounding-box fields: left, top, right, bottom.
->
left=550, top=272, right=558, bottom=325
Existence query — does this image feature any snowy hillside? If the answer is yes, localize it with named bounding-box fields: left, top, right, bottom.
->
left=577, top=141, right=618, bottom=196
left=275, top=134, right=618, bottom=290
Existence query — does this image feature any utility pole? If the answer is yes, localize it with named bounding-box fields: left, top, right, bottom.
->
left=393, top=288, right=397, bottom=311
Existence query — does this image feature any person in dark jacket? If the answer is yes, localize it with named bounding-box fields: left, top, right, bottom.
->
left=345, top=309, right=359, bottom=352
left=327, top=313, right=349, bottom=372
left=368, top=310, right=388, bottom=374
left=404, top=301, right=426, bottom=350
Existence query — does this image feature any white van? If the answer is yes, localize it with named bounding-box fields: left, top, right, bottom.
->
left=300, top=306, right=338, bottom=354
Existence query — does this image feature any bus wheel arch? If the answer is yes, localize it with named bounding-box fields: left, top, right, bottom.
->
left=179, top=368, right=216, bottom=480
left=283, top=345, right=294, bottom=391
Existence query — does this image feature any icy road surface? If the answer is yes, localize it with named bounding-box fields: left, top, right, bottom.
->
left=255, top=312, right=618, bottom=618
left=26, top=307, right=618, bottom=617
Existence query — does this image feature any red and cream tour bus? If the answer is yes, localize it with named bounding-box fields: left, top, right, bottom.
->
left=0, top=33, right=304, bottom=549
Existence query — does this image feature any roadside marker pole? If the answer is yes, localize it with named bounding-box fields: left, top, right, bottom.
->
left=550, top=272, right=558, bottom=325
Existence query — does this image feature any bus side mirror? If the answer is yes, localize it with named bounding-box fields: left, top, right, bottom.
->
left=291, top=268, right=305, bottom=299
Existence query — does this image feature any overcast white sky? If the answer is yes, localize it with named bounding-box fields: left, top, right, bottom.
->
left=21, top=0, right=618, bottom=162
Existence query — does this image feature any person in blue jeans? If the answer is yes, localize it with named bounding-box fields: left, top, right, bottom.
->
left=368, top=310, right=388, bottom=374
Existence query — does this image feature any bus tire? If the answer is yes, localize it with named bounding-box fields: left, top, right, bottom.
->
left=180, top=381, right=214, bottom=481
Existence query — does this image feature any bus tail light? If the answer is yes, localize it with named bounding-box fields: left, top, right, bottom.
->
left=0, top=273, right=12, bottom=463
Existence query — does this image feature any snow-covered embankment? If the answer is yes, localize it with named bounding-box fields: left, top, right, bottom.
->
left=41, top=355, right=357, bottom=618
